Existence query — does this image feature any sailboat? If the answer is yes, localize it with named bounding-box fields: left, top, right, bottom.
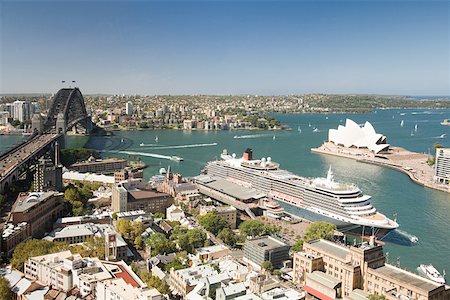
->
left=308, top=123, right=311, bottom=128
left=155, top=136, right=159, bottom=142
left=400, top=120, right=404, bottom=127
left=410, top=130, right=414, bottom=137
left=273, top=135, right=276, bottom=140
left=298, top=126, right=302, bottom=133
left=414, top=124, right=418, bottom=132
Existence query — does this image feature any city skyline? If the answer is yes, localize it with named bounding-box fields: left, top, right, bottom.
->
left=1, top=0, right=449, bottom=96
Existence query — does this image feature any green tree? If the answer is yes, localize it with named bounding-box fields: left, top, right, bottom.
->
left=291, top=239, right=304, bottom=252
left=145, top=233, right=176, bottom=256
left=154, top=212, right=165, bottom=219
left=147, top=276, right=171, bottom=294
left=304, top=222, right=336, bottom=241
left=112, top=212, right=118, bottom=220
left=261, top=261, right=273, bottom=272
left=178, top=229, right=207, bottom=253
left=368, top=294, right=386, bottom=300
left=198, top=212, right=229, bottom=235
left=217, top=228, right=237, bottom=247
left=239, top=220, right=280, bottom=238
left=116, top=219, right=133, bottom=239
left=11, top=239, right=69, bottom=271
left=0, top=277, right=12, bottom=300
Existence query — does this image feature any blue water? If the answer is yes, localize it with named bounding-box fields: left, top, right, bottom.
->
left=3, top=108, right=450, bottom=276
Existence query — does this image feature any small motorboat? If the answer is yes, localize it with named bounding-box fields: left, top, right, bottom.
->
left=312, top=128, right=318, bottom=132
left=170, top=156, right=183, bottom=161
left=419, top=264, right=446, bottom=284
left=140, top=142, right=145, bottom=147
left=410, top=236, right=418, bottom=244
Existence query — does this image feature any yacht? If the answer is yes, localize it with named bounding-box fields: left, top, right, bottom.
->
left=419, top=264, right=446, bottom=284
left=140, top=142, right=145, bottom=147
left=312, top=128, right=318, bottom=132
left=202, top=149, right=399, bottom=238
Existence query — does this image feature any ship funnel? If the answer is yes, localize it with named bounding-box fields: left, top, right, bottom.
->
left=243, top=148, right=253, bottom=161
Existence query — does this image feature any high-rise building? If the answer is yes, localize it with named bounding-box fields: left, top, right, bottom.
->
left=0, top=111, right=9, bottom=125
left=126, top=101, right=133, bottom=115
left=13, top=100, right=31, bottom=122
left=434, top=148, right=450, bottom=184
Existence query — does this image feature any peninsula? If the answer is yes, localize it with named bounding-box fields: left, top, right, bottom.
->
left=311, top=119, right=449, bottom=194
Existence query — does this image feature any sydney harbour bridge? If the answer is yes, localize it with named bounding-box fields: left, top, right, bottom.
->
left=0, top=87, right=93, bottom=193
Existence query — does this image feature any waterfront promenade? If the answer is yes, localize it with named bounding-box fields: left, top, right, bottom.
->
left=311, top=141, right=449, bottom=193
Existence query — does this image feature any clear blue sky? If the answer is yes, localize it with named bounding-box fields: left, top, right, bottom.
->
left=0, top=0, right=449, bottom=95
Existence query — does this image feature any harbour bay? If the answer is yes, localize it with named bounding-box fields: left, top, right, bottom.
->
left=3, top=108, right=450, bottom=277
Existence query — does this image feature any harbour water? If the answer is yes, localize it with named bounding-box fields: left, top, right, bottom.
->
left=3, top=108, right=450, bottom=276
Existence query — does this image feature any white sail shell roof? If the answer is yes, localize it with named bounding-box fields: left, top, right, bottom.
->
left=328, top=119, right=389, bottom=154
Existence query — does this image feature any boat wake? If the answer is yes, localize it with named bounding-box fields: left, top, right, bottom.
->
left=233, top=134, right=273, bottom=139
left=140, top=142, right=218, bottom=150
left=432, top=134, right=447, bottom=139
left=380, top=229, right=418, bottom=246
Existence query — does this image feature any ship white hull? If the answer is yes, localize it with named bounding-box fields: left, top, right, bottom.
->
left=275, top=199, right=395, bottom=238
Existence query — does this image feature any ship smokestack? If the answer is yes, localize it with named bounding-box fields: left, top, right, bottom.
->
left=243, top=148, right=253, bottom=161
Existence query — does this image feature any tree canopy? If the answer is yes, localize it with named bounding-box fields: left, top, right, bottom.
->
left=145, top=233, right=176, bottom=256
left=290, top=239, right=304, bottom=252
left=198, top=211, right=229, bottom=235
left=303, top=221, right=336, bottom=241
left=0, top=277, right=12, bottom=300
left=217, top=227, right=237, bottom=247
left=11, top=239, right=69, bottom=271
left=177, top=228, right=207, bottom=253
left=239, top=219, right=280, bottom=238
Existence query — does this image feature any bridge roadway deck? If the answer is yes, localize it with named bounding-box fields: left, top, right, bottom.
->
left=0, top=133, right=61, bottom=180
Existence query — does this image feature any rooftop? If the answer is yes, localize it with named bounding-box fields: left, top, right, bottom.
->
left=12, top=192, right=58, bottom=213
left=129, top=189, right=169, bottom=200
left=307, top=271, right=341, bottom=289
left=246, top=236, right=288, bottom=250
left=44, top=223, right=127, bottom=247
left=196, top=244, right=229, bottom=255
left=71, top=157, right=127, bottom=166
left=221, top=282, right=246, bottom=296
left=371, top=263, right=441, bottom=292
left=203, top=177, right=266, bottom=200
left=308, top=239, right=350, bottom=261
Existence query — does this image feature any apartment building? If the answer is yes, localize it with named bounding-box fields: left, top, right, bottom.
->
left=293, top=239, right=450, bottom=300
left=10, top=191, right=65, bottom=237
left=70, top=156, right=127, bottom=174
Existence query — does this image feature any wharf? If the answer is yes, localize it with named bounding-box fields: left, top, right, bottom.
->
left=311, top=141, right=450, bottom=194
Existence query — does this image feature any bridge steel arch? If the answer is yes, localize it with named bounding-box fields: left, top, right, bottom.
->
left=44, top=88, right=92, bottom=133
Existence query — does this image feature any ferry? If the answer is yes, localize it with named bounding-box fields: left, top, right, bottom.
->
left=170, top=156, right=183, bottom=161
left=203, top=148, right=399, bottom=238
left=419, top=264, right=446, bottom=284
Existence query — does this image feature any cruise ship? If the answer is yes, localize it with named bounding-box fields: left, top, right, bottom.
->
left=203, top=148, right=399, bottom=238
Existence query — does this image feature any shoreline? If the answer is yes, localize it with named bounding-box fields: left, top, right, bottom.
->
left=311, top=142, right=449, bottom=194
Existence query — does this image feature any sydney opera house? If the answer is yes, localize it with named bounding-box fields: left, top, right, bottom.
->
left=328, top=119, right=390, bottom=154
